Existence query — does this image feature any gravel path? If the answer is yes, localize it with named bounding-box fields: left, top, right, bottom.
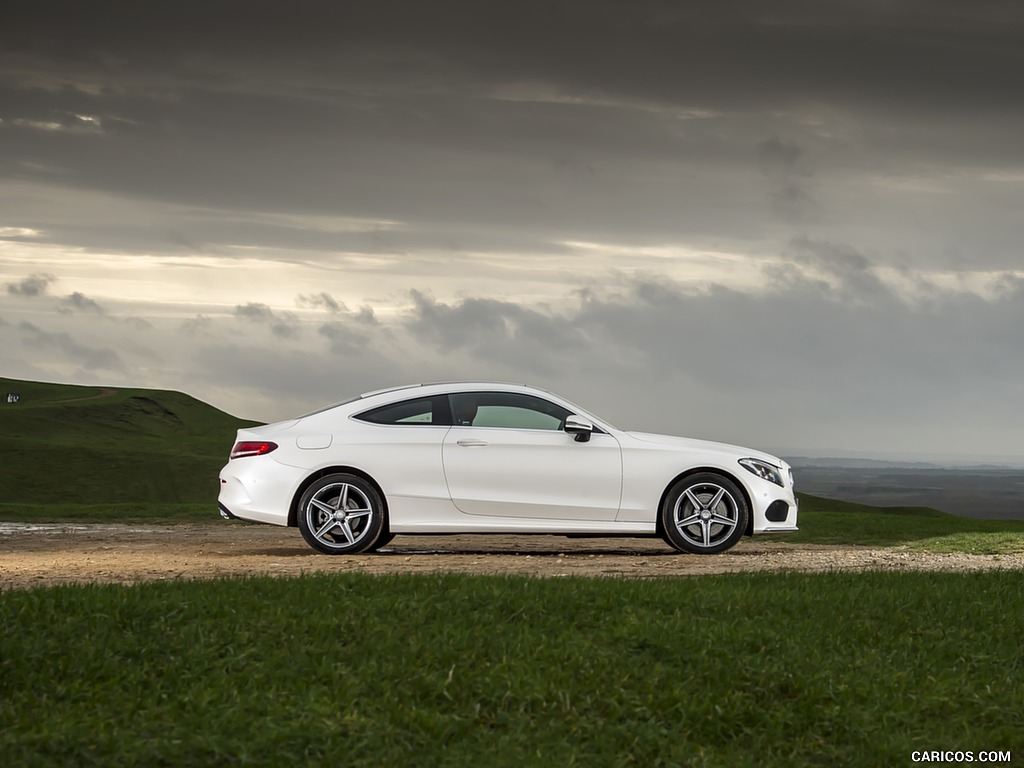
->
left=1, top=523, right=1021, bottom=591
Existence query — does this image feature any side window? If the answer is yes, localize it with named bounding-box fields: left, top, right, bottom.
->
left=354, top=396, right=446, bottom=425
left=449, top=392, right=571, bottom=431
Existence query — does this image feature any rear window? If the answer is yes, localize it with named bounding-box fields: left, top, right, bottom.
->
left=354, top=396, right=447, bottom=425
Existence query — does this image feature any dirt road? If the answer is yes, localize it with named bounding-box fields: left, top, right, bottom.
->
left=1, top=523, right=1021, bottom=590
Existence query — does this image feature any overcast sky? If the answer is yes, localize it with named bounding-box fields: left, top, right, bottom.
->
left=2, top=0, right=1023, bottom=461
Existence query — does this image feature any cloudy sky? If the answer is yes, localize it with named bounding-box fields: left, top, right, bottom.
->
left=2, top=0, right=1023, bottom=461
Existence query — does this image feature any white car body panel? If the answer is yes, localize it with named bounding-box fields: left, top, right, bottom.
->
left=217, top=382, right=798, bottom=546
left=442, top=427, right=622, bottom=520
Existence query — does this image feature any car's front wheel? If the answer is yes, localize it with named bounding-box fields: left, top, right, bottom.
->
left=297, top=473, right=386, bottom=554
left=660, top=473, right=748, bottom=554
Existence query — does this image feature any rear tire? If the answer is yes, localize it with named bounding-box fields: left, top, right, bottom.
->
left=660, top=473, right=748, bottom=554
left=297, top=473, right=386, bottom=554
left=367, top=531, right=396, bottom=552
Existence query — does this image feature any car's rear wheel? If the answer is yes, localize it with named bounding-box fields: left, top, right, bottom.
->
left=297, top=474, right=386, bottom=554
left=367, top=531, right=396, bottom=552
left=660, top=473, right=748, bottom=554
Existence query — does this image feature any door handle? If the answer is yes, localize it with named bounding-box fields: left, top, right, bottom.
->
left=456, top=439, right=489, bottom=447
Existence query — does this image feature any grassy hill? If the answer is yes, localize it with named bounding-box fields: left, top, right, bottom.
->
left=0, top=377, right=259, bottom=512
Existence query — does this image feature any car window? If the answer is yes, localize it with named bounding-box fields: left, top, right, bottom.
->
left=355, top=396, right=443, bottom=425
left=449, top=392, right=570, bottom=430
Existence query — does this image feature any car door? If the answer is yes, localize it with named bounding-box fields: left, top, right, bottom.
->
left=442, top=391, right=622, bottom=520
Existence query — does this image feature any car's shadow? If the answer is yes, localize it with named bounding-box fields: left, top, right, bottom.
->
left=245, top=543, right=684, bottom=558
left=375, top=547, right=680, bottom=557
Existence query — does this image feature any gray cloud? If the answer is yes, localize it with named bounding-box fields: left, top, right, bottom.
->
left=17, top=321, right=123, bottom=371
left=296, top=292, right=343, bottom=313
left=234, top=302, right=301, bottom=339
left=757, top=137, right=817, bottom=224
left=6, top=273, right=56, bottom=297
left=786, top=237, right=893, bottom=304
left=406, top=289, right=587, bottom=375
left=58, top=291, right=105, bottom=315
left=180, top=314, right=214, bottom=336
left=124, top=316, right=153, bottom=330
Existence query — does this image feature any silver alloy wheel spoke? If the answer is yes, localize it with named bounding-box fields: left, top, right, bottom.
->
left=700, top=520, right=712, bottom=547
left=684, top=489, right=705, bottom=510
left=315, top=518, right=338, bottom=538
left=310, top=497, right=336, bottom=515
left=707, top=487, right=726, bottom=511
left=338, top=519, right=356, bottom=544
left=712, top=514, right=736, bottom=528
left=307, top=482, right=373, bottom=547
left=677, top=513, right=701, bottom=528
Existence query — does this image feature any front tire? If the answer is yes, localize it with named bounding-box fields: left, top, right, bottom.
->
left=297, top=473, right=386, bottom=554
left=660, top=473, right=748, bottom=554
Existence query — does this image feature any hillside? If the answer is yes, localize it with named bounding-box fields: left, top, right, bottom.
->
left=0, top=377, right=260, bottom=505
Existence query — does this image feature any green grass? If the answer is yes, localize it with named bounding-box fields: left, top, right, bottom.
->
left=0, top=571, right=1020, bottom=766
left=0, top=377, right=258, bottom=506
left=902, top=532, right=1024, bottom=555
left=0, top=502, right=220, bottom=525
left=784, top=494, right=1024, bottom=552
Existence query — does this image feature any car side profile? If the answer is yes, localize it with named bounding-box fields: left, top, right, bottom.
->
left=218, top=382, right=798, bottom=555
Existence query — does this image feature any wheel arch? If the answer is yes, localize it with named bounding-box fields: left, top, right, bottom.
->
left=288, top=465, right=390, bottom=529
left=655, top=467, right=755, bottom=538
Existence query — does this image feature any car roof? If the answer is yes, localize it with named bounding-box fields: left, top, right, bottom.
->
left=297, top=381, right=616, bottom=430
left=359, top=381, right=532, bottom=398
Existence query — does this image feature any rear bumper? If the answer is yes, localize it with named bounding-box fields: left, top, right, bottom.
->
left=218, top=457, right=305, bottom=527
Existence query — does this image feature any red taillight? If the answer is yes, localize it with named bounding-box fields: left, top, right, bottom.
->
left=230, top=441, right=279, bottom=459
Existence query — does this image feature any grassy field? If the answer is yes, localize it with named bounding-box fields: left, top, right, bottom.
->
left=789, top=494, right=1024, bottom=553
left=0, top=501, right=217, bottom=524
left=0, top=377, right=257, bottom=505
left=1, top=571, right=1019, bottom=767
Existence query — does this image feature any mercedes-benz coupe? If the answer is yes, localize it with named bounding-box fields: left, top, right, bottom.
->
left=218, top=382, right=798, bottom=555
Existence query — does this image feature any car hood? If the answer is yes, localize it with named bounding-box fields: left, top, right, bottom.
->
left=624, top=431, right=786, bottom=466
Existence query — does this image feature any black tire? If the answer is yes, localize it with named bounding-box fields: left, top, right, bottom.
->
left=660, top=473, right=748, bottom=554
left=297, top=473, right=386, bottom=554
left=367, top=531, right=396, bottom=552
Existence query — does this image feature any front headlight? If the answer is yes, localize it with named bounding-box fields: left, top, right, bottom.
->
left=738, top=458, right=784, bottom=487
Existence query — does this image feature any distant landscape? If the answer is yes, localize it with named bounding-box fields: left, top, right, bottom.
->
left=786, top=458, right=1024, bottom=521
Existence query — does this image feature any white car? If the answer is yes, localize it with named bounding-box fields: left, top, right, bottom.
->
left=218, top=382, right=798, bottom=555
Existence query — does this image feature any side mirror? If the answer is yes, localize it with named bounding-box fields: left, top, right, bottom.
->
left=564, top=415, right=594, bottom=443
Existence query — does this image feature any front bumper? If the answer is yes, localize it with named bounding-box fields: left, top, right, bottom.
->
left=749, top=478, right=799, bottom=535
